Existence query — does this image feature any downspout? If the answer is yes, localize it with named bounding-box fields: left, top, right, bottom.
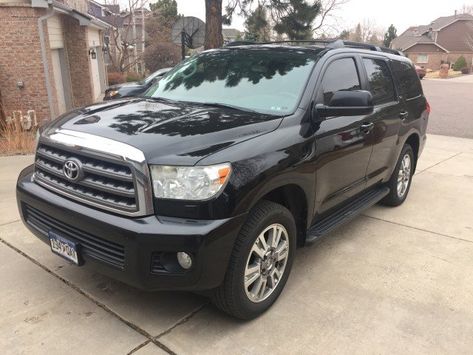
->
left=38, top=5, right=55, bottom=120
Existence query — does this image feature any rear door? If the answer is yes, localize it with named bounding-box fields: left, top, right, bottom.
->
left=359, top=56, right=403, bottom=187
left=314, top=56, right=373, bottom=212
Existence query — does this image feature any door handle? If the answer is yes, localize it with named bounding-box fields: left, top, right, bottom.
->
left=400, top=111, right=409, bottom=120
left=360, top=122, right=374, bottom=134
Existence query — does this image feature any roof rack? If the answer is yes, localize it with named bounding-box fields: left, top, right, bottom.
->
left=225, top=39, right=405, bottom=57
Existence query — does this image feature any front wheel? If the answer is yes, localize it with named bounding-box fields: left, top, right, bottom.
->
left=381, top=144, right=415, bottom=206
left=212, top=200, right=296, bottom=319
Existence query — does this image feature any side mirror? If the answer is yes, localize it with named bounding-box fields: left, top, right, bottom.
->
left=314, top=90, right=374, bottom=119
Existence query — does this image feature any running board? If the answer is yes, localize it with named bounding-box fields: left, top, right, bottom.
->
left=306, top=186, right=390, bottom=244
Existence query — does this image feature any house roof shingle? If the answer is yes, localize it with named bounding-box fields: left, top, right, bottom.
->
left=391, top=13, right=473, bottom=51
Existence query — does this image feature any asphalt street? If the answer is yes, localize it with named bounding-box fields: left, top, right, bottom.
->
left=422, top=75, right=473, bottom=139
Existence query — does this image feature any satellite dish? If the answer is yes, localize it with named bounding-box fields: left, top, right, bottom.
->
left=171, top=16, right=205, bottom=59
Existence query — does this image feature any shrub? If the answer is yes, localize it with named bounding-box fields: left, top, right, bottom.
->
left=107, top=72, right=125, bottom=85
left=453, top=56, right=467, bottom=71
left=0, top=118, right=36, bottom=155
left=461, top=67, right=471, bottom=74
left=126, top=71, right=143, bottom=82
left=144, top=42, right=181, bottom=73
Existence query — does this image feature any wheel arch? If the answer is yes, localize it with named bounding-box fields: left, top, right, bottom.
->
left=404, top=132, right=420, bottom=172
left=253, top=183, right=310, bottom=247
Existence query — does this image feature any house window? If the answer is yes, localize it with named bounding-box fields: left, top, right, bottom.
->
left=417, top=54, right=429, bottom=64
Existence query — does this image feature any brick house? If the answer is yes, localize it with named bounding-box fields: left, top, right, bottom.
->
left=391, top=13, right=473, bottom=70
left=0, top=0, right=110, bottom=125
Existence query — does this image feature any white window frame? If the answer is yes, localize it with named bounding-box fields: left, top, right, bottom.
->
left=417, top=54, right=429, bottom=64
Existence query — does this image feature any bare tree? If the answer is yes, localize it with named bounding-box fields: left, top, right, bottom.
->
left=105, top=0, right=148, bottom=73
left=350, top=19, right=384, bottom=43
left=312, top=0, right=349, bottom=37
left=461, top=4, right=473, bottom=14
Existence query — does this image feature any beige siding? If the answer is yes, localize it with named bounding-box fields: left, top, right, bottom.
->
left=47, top=15, right=64, bottom=49
left=87, top=27, right=101, bottom=48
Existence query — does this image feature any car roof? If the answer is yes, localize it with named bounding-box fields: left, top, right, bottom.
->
left=223, top=40, right=410, bottom=63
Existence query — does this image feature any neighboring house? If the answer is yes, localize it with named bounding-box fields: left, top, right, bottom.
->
left=223, top=28, right=243, bottom=44
left=391, top=12, right=473, bottom=70
left=0, top=0, right=110, bottom=125
left=89, top=1, right=148, bottom=74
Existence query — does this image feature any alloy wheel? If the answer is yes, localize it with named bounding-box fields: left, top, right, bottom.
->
left=397, top=153, right=411, bottom=198
left=244, top=223, right=290, bottom=303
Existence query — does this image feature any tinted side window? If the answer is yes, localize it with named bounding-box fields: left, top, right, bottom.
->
left=363, top=58, right=396, bottom=105
left=321, top=58, right=361, bottom=105
left=392, top=61, right=423, bottom=99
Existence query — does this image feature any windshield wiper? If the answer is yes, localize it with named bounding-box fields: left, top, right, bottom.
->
left=142, top=96, right=178, bottom=104
left=196, top=102, right=260, bottom=114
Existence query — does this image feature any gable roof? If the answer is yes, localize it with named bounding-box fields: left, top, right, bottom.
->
left=391, top=13, right=473, bottom=51
left=222, top=28, right=242, bottom=38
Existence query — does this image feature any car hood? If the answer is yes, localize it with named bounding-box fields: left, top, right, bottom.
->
left=107, top=82, right=143, bottom=91
left=44, top=98, right=282, bottom=165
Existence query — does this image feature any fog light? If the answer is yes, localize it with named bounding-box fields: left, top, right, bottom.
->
left=177, top=252, right=192, bottom=270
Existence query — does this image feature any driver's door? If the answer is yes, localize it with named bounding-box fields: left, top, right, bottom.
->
left=313, top=56, right=374, bottom=213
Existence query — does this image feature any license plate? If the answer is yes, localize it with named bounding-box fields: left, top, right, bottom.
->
left=49, top=231, right=80, bottom=265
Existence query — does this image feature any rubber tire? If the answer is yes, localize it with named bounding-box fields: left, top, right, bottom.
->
left=211, top=200, right=296, bottom=320
left=380, top=144, right=415, bottom=206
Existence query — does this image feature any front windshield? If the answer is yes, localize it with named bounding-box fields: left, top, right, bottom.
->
left=142, top=70, right=162, bottom=84
left=145, top=48, right=318, bottom=115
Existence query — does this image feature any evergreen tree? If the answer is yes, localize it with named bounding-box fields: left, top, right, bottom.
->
left=339, top=29, right=350, bottom=40
left=453, top=56, right=467, bottom=71
left=244, top=5, right=271, bottom=42
left=383, top=24, right=397, bottom=47
left=205, top=0, right=223, bottom=49
left=205, top=0, right=334, bottom=48
left=352, top=23, right=362, bottom=42
left=149, top=0, right=178, bottom=20
left=273, top=0, right=322, bottom=40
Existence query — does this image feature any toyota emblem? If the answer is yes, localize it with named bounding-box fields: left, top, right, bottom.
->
left=63, top=159, right=83, bottom=182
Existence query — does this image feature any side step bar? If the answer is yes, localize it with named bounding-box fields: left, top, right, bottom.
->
left=306, top=186, right=390, bottom=244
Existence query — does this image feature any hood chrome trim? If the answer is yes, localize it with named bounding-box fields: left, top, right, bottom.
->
left=36, top=128, right=154, bottom=217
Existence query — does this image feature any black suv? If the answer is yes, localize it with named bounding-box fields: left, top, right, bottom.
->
left=17, top=40, right=429, bottom=319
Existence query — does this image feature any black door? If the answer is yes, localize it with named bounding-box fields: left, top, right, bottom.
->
left=313, top=56, right=374, bottom=213
left=360, top=56, right=403, bottom=187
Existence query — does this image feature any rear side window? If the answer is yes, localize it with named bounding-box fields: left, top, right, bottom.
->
left=321, top=58, right=361, bottom=105
left=363, top=58, right=396, bottom=105
left=392, top=60, right=423, bottom=99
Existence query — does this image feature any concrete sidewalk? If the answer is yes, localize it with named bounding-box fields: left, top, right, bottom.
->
left=1, top=134, right=473, bottom=354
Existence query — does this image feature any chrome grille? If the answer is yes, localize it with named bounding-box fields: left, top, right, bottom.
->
left=34, top=142, right=138, bottom=214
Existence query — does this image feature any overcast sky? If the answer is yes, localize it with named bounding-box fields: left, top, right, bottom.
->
left=121, top=0, right=472, bottom=34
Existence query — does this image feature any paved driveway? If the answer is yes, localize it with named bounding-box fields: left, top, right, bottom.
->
left=422, top=76, right=473, bottom=139
left=1, top=133, right=473, bottom=354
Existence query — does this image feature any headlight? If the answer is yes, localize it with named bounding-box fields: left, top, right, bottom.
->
left=150, top=163, right=231, bottom=200
left=106, top=90, right=119, bottom=98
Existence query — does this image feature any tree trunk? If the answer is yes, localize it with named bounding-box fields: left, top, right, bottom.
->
left=204, top=0, right=223, bottom=49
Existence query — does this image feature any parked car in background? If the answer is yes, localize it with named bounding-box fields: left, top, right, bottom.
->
left=415, top=65, right=426, bottom=79
left=104, top=67, right=172, bottom=100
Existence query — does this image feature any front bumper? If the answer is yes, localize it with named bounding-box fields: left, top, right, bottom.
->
left=17, top=165, right=246, bottom=291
